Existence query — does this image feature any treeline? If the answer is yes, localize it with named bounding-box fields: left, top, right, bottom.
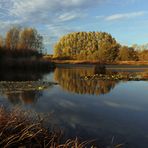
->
left=0, top=26, right=43, bottom=60
left=54, top=32, right=148, bottom=62
left=133, top=44, right=148, bottom=61
left=0, top=26, right=55, bottom=70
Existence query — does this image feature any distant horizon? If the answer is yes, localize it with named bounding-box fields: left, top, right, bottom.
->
left=0, top=0, right=147, bottom=53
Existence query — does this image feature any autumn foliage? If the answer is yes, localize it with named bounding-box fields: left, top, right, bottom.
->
left=54, top=32, right=148, bottom=62
left=0, top=27, right=43, bottom=60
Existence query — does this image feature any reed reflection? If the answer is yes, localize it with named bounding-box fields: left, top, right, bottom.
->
left=4, top=91, right=42, bottom=105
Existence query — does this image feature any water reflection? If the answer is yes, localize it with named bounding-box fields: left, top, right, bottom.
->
left=0, top=69, right=55, bottom=105
left=0, top=66, right=148, bottom=147
left=4, top=91, right=42, bottom=105
left=54, top=67, right=118, bottom=95
left=0, top=69, right=54, bottom=81
left=54, top=67, right=148, bottom=95
left=0, top=67, right=148, bottom=105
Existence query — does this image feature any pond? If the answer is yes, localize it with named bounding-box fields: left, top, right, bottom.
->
left=0, top=65, right=148, bottom=148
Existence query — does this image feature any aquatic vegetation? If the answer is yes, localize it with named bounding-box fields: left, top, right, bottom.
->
left=81, top=72, right=148, bottom=81
left=0, top=81, right=57, bottom=92
left=0, top=81, right=57, bottom=105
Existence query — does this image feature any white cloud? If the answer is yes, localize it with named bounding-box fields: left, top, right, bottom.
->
left=0, top=0, right=104, bottom=47
left=0, top=0, right=146, bottom=52
left=10, top=0, right=49, bottom=17
left=0, top=0, right=105, bottom=26
left=46, top=24, right=78, bottom=41
left=9, top=0, right=103, bottom=19
left=58, top=11, right=85, bottom=22
left=105, top=11, right=147, bottom=21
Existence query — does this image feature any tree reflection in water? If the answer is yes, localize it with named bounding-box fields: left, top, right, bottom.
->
left=54, top=67, right=118, bottom=95
left=4, top=91, right=42, bottom=105
left=0, top=69, right=55, bottom=105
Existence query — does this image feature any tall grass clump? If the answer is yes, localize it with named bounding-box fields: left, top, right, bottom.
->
left=0, top=107, right=94, bottom=148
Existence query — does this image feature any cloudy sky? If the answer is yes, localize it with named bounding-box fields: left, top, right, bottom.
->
left=0, top=0, right=147, bottom=53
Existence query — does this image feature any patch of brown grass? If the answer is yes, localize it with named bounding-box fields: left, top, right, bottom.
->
left=116, top=61, right=148, bottom=65
left=50, top=59, right=148, bottom=66
left=0, top=107, right=95, bottom=148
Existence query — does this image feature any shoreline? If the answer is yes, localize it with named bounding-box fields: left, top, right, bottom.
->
left=55, top=63, right=148, bottom=69
left=50, top=59, right=148, bottom=66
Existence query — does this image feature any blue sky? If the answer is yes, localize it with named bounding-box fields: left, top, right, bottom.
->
left=0, top=0, right=147, bottom=53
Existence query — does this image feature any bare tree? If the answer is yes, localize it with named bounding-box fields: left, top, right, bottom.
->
left=5, top=26, right=21, bottom=50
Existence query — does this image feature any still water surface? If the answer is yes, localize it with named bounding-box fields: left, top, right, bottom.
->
left=0, top=66, right=148, bottom=148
